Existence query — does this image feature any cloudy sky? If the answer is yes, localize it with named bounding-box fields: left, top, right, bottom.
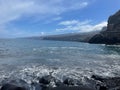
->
left=0, top=0, right=120, bottom=38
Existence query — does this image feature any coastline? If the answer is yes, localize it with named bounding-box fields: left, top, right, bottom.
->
left=1, top=74, right=120, bottom=90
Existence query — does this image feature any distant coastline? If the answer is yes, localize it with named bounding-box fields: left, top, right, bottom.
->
left=25, top=10, right=120, bottom=45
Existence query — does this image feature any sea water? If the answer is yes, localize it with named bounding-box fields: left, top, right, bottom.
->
left=0, top=39, right=120, bottom=84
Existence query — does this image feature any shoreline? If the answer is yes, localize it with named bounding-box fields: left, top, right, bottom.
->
left=1, top=74, right=120, bottom=90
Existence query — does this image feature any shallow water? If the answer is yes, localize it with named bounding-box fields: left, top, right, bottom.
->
left=0, top=39, right=120, bottom=84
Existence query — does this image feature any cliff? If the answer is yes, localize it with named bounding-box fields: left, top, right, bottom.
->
left=89, top=10, right=120, bottom=44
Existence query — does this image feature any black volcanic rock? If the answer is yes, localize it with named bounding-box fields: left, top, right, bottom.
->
left=39, top=75, right=54, bottom=85
left=89, top=34, right=106, bottom=44
left=89, top=33, right=119, bottom=44
left=1, top=84, right=27, bottom=90
left=108, top=10, right=120, bottom=25
left=99, top=86, right=107, bottom=90
left=0, top=79, right=29, bottom=90
left=63, top=78, right=75, bottom=86
left=91, top=75, right=120, bottom=90
left=39, top=75, right=62, bottom=88
left=89, top=10, right=120, bottom=44
left=91, top=75, right=105, bottom=81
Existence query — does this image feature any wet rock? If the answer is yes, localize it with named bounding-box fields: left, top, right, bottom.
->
left=31, top=82, right=42, bottom=90
left=91, top=75, right=105, bottom=81
left=46, top=86, right=96, bottom=90
left=91, top=75, right=120, bottom=90
left=99, top=86, right=107, bottom=90
left=63, top=78, right=75, bottom=86
left=39, top=75, right=55, bottom=85
left=55, top=80, right=64, bottom=87
left=83, top=76, right=99, bottom=89
left=1, top=84, right=26, bottom=90
left=38, top=75, right=59, bottom=89
left=0, top=79, right=29, bottom=90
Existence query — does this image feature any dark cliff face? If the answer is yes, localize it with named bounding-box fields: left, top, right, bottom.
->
left=107, top=10, right=120, bottom=32
left=89, top=10, right=120, bottom=44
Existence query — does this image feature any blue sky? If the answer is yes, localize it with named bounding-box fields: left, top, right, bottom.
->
left=0, top=0, right=120, bottom=38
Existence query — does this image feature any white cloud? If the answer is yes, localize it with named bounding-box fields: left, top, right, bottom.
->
left=59, top=20, right=90, bottom=26
left=40, top=32, right=45, bottom=36
left=52, top=17, right=62, bottom=21
left=0, top=0, right=89, bottom=35
left=59, top=20, right=80, bottom=25
left=0, top=0, right=89, bottom=25
left=56, top=20, right=107, bottom=32
left=0, top=0, right=90, bottom=37
left=44, top=17, right=62, bottom=24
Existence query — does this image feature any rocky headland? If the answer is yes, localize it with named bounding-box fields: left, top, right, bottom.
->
left=89, top=10, right=120, bottom=44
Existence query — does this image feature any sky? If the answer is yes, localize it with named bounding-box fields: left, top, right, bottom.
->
left=0, top=0, right=120, bottom=38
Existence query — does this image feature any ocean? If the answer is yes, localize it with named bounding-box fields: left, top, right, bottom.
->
left=0, top=39, right=120, bottom=85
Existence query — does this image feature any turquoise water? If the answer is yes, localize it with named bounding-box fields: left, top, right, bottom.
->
left=0, top=39, right=120, bottom=83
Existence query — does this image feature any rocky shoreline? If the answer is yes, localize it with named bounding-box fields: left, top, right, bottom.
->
left=1, top=74, right=120, bottom=90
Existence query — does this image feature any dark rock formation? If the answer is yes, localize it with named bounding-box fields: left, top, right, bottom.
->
left=89, top=10, right=120, bottom=44
left=3, top=75, right=120, bottom=90
left=63, top=78, right=75, bottom=86
left=1, top=84, right=27, bottom=90
left=38, top=76, right=96, bottom=90
left=39, top=75, right=63, bottom=88
left=0, top=79, right=29, bottom=90
left=39, top=75, right=55, bottom=85
left=46, top=86, right=95, bottom=90
left=89, top=34, right=107, bottom=44
left=91, top=75, right=105, bottom=81
left=91, top=75, right=120, bottom=90
left=31, top=82, right=42, bottom=90
left=98, top=86, right=107, bottom=90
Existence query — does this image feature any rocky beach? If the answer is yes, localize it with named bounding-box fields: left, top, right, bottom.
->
left=1, top=74, right=120, bottom=90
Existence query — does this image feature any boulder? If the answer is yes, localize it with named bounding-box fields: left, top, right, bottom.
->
left=0, top=79, right=29, bottom=90
left=39, top=75, right=55, bottom=85
left=31, top=82, right=42, bottom=90
left=54, top=80, right=63, bottom=87
left=1, top=84, right=26, bottom=90
left=91, top=75, right=120, bottom=90
left=98, top=86, right=107, bottom=90
left=63, top=78, right=75, bottom=86
left=91, top=75, right=106, bottom=81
